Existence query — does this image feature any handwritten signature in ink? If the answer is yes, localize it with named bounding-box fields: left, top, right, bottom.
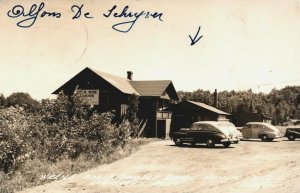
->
left=6, top=2, right=164, bottom=33
left=103, top=5, right=163, bottom=33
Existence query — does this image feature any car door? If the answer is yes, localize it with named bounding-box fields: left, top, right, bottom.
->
left=251, top=124, right=260, bottom=138
left=242, top=124, right=251, bottom=138
left=187, top=123, right=200, bottom=141
left=199, top=124, right=214, bottom=142
left=190, top=124, right=203, bottom=142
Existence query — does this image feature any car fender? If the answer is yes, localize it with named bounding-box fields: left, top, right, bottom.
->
left=172, top=132, right=185, bottom=138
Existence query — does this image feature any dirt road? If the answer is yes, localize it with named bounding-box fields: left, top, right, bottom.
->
left=20, top=139, right=300, bottom=193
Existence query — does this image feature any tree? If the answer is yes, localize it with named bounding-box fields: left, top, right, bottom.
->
left=296, top=93, right=300, bottom=109
left=126, top=94, right=139, bottom=123
left=6, top=92, right=40, bottom=112
left=0, top=94, right=6, bottom=107
left=126, top=94, right=139, bottom=137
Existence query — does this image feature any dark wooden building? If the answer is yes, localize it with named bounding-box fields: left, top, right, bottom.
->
left=170, top=100, right=231, bottom=134
left=53, top=67, right=179, bottom=138
left=231, top=113, right=272, bottom=127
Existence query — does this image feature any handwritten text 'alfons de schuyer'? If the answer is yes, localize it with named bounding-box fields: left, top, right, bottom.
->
left=7, top=2, right=163, bottom=33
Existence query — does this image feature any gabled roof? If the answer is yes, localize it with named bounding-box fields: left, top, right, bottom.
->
left=186, top=100, right=230, bottom=115
left=90, top=68, right=179, bottom=99
left=130, top=80, right=172, bottom=97
left=91, top=68, right=140, bottom=95
left=53, top=67, right=179, bottom=100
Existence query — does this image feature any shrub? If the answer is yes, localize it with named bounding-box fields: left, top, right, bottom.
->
left=0, top=92, right=136, bottom=174
left=0, top=107, right=34, bottom=173
left=0, top=94, right=6, bottom=107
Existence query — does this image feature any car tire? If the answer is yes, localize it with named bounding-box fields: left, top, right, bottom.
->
left=287, top=134, right=296, bottom=141
left=260, top=134, right=268, bottom=141
left=174, top=138, right=183, bottom=146
left=206, top=139, right=215, bottom=148
left=223, top=142, right=231, bottom=148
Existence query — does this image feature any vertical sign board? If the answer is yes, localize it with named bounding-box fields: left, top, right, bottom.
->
left=77, top=89, right=99, bottom=105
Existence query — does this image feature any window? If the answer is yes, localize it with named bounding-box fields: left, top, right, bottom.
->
left=244, top=124, right=250, bottom=129
left=205, top=124, right=219, bottom=132
left=191, top=124, right=204, bottom=130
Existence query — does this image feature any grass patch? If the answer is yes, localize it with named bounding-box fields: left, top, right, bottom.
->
left=0, top=138, right=156, bottom=193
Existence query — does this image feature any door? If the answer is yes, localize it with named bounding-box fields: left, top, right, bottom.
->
left=157, top=120, right=166, bottom=138
left=188, top=124, right=203, bottom=142
left=242, top=124, right=251, bottom=138
left=252, top=124, right=261, bottom=138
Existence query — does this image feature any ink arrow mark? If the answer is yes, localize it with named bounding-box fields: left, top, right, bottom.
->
left=189, top=26, right=203, bottom=46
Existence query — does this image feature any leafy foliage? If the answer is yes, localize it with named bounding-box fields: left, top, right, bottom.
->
left=126, top=94, right=140, bottom=137
left=126, top=94, right=139, bottom=122
left=0, top=107, right=35, bottom=173
left=178, top=86, right=300, bottom=124
left=0, top=91, right=135, bottom=175
left=0, top=94, right=6, bottom=107
left=6, top=92, right=40, bottom=112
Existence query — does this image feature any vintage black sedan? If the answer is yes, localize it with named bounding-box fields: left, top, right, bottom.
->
left=171, top=121, right=239, bottom=148
left=285, top=128, right=300, bottom=141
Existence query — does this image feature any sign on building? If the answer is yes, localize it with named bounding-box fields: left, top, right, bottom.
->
left=77, top=89, right=99, bottom=105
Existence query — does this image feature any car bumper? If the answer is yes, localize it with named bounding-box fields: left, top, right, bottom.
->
left=274, top=134, right=282, bottom=138
left=221, top=138, right=239, bottom=142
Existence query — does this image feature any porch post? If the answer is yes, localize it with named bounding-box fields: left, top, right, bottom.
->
left=155, top=99, right=158, bottom=138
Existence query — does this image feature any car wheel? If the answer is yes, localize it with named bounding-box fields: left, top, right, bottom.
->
left=260, top=134, right=268, bottom=141
left=206, top=139, right=215, bottom=148
left=174, top=138, right=183, bottom=146
left=287, top=134, right=296, bottom=141
left=223, top=142, right=231, bottom=148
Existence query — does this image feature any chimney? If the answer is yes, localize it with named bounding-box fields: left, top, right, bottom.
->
left=127, top=71, right=133, bottom=80
left=213, top=89, right=218, bottom=108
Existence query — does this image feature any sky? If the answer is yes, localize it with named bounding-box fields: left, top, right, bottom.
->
left=1, top=0, right=300, bottom=100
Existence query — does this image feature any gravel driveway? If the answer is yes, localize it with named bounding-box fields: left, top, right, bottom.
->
left=19, top=139, right=300, bottom=193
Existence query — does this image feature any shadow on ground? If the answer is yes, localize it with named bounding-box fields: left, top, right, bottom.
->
left=167, top=143, right=236, bottom=149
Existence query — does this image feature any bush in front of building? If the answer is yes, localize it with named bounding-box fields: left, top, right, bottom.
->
left=0, top=91, right=148, bottom=192
left=0, top=106, right=35, bottom=173
left=0, top=91, right=136, bottom=174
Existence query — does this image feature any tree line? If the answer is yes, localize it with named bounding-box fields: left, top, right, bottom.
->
left=1, top=86, right=300, bottom=125
left=178, top=86, right=300, bottom=125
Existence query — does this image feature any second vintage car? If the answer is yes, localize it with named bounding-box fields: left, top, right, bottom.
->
left=171, top=121, right=240, bottom=148
left=241, top=122, right=281, bottom=141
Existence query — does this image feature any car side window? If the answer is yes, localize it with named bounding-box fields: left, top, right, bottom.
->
left=263, top=126, right=271, bottom=131
left=206, top=125, right=218, bottom=132
left=251, top=124, right=258, bottom=129
left=195, top=125, right=204, bottom=130
left=191, top=124, right=203, bottom=130
left=191, top=124, right=197, bottom=130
